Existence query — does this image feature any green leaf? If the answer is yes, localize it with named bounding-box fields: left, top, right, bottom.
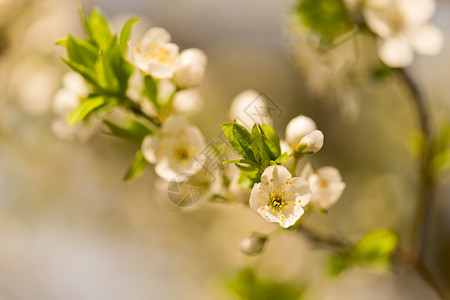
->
left=67, top=95, right=104, bottom=125
left=104, top=119, right=153, bottom=144
left=259, top=124, right=281, bottom=157
left=222, top=122, right=256, bottom=163
left=124, top=150, right=148, bottom=181
left=143, top=75, right=159, bottom=109
left=105, top=39, right=134, bottom=94
left=430, top=123, right=450, bottom=175
left=237, top=166, right=261, bottom=189
left=226, top=269, right=304, bottom=300
left=274, top=152, right=289, bottom=164
left=95, top=47, right=120, bottom=92
left=87, top=8, right=113, bottom=49
left=119, top=17, right=139, bottom=54
left=62, top=58, right=100, bottom=90
left=64, top=34, right=98, bottom=68
left=351, top=230, right=398, bottom=266
left=250, top=124, right=271, bottom=166
left=297, top=0, right=353, bottom=45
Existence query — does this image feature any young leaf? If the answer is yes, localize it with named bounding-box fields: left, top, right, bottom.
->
left=64, top=34, right=98, bottom=67
left=222, top=122, right=255, bottom=163
left=143, top=75, right=159, bottom=110
left=67, top=95, right=104, bottom=125
left=62, top=58, right=100, bottom=90
left=95, top=47, right=120, bottom=93
left=259, top=124, right=281, bottom=157
left=124, top=150, right=148, bottom=181
left=119, top=17, right=139, bottom=54
left=87, top=8, right=113, bottom=49
left=250, top=124, right=271, bottom=166
left=104, top=119, right=153, bottom=144
left=274, top=152, right=289, bottom=164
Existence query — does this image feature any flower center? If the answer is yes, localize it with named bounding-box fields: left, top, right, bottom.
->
left=173, top=146, right=192, bottom=163
left=148, top=44, right=175, bottom=64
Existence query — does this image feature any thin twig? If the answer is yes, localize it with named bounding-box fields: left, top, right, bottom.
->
left=397, top=69, right=443, bottom=297
left=297, top=224, right=350, bottom=251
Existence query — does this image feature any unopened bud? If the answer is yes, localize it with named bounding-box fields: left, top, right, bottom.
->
left=240, top=232, right=268, bottom=255
left=297, top=130, right=323, bottom=154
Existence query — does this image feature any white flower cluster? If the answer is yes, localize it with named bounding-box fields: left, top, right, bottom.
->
left=359, top=0, right=443, bottom=67
left=247, top=112, right=344, bottom=228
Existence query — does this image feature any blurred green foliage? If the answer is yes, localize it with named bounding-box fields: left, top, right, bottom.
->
left=329, top=230, right=399, bottom=276
left=297, top=0, right=353, bottom=45
left=227, top=269, right=304, bottom=300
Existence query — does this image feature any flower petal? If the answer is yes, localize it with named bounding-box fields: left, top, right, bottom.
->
left=378, top=35, right=414, bottom=67
left=141, top=27, right=171, bottom=46
left=249, top=183, right=269, bottom=211
left=260, top=165, right=292, bottom=188
left=398, top=0, right=435, bottom=26
left=408, top=24, right=443, bottom=56
left=285, top=177, right=311, bottom=207
left=147, top=62, right=174, bottom=79
left=141, top=135, right=160, bottom=164
left=173, top=48, right=207, bottom=88
left=285, top=115, right=317, bottom=147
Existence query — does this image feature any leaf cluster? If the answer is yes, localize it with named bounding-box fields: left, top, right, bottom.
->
left=221, top=122, right=289, bottom=188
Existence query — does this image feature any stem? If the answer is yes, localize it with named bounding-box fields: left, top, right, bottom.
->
left=397, top=69, right=441, bottom=295
left=297, top=224, right=350, bottom=251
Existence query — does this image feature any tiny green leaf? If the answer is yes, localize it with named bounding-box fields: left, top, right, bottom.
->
left=87, top=8, right=113, bottom=49
left=104, top=119, right=153, bottom=144
left=259, top=124, right=281, bottom=157
left=274, top=152, right=289, bottom=164
left=65, top=34, right=98, bottom=68
left=62, top=58, right=100, bottom=90
left=222, top=122, right=256, bottom=163
left=124, top=150, right=148, bottom=181
left=67, top=96, right=104, bottom=125
left=119, top=17, right=139, bottom=54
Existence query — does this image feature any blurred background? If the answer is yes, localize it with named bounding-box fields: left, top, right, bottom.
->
left=0, top=0, right=449, bottom=299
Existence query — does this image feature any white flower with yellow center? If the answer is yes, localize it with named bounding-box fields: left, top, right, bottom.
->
left=131, top=27, right=179, bottom=79
left=363, top=0, right=443, bottom=67
left=249, top=165, right=311, bottom=228
left=308, top=166, right=346, bottom=210
left=141, top=116, right=206, bottom=181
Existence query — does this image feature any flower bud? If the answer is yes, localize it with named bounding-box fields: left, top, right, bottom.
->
left=297, top=130, right=323, bottom=154
left=240, top=232, right=268, bottom=255
left=229, top=89, right=272, bottom=130
left=285, top=115, right=317, bottom=147
left=173, top=48, right=207, bottom=88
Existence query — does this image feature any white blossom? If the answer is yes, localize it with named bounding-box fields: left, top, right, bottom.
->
left=240, top=232, right=268, bottom=255
left=298, top=130, right=324, bottom=154
left=51, top=72, right=100, bottom=142
left=131, top=27, right=179, bottom=79
left=141, top=116, right=206, bottom=182
left=229, top=89, right=273, bottom=130
left=308, top=166, right=346, bottom=210
left=363, top=0, right=443, bottom=67
left=173, top=48, right=207, bottom=88
left=172, top=88, right=203, bottom=116
left=249, top=165, right=311, bottom=228
left=285, top=115, right=317, bottom=147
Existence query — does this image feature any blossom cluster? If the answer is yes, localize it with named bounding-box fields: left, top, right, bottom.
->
left=52, top=8, right=346, bottom=256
